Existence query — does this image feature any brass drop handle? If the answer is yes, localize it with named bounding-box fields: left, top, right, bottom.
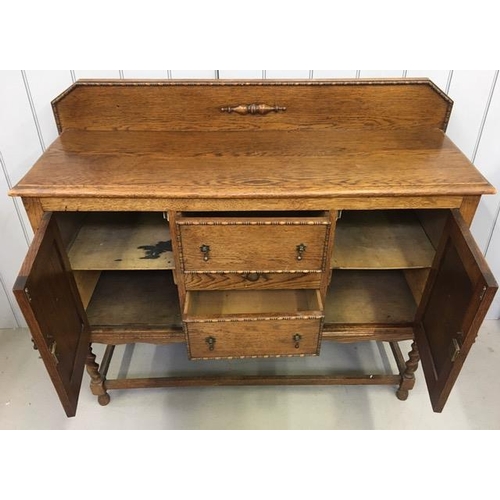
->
left=205, top=336, right=216, bottom=351
left=200, top=244, right=210, bottom=262
left=293, top=333, right=302, bottom=349
left=296, top=243, right=307, bottom=261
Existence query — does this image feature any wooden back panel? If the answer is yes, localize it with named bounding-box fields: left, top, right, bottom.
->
left=52, top=79, right=453, bottom=133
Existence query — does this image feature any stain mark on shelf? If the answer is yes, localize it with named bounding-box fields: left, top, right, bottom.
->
left=138, top=240, right=172, bottom=259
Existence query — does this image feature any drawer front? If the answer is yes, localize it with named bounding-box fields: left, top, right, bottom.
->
left=184, top=271, right=322, bottom=290
left=186, top=318, right=322, bottom=359
left=178, top=223, right=329, bottom=272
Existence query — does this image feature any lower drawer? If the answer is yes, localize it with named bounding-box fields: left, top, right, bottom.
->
left=186, top=318, right=322, bottom=359
left=184, top=271, right=322, bottom=290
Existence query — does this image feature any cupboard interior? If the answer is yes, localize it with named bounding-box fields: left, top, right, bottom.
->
left=329, top=209, right=446, bottom=324
left=61, top=211, right=174, bottom=271
left=54, top=209, right=447, bottom=330
left=55, top=211, right=179, bottom=330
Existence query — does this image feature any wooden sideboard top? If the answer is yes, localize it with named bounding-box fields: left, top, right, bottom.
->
left=9, top=79, right=495, bottom=199
left=10, top=128, right=494, bottom=199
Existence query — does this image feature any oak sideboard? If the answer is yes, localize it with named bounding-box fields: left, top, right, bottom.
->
left=10, top=79, right=498, bottom=417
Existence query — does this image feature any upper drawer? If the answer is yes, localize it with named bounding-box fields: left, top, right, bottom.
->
left=176, top=211, right=331, bottom=272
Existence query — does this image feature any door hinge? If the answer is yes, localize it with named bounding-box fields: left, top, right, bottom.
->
left=50, top=341, right=59, bottom=364
left=24, top=287, right=32, bottom=302
left=449, top=338, right=461, bottom=363
left=479, top=286, right=487, bottom=301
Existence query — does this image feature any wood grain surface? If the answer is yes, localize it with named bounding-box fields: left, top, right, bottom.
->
left=184, top=271, right=322, bottom=290
left=11, top=128, right=494, bottom=199
left=184, top=289, right=322, bottom=319
left=52, top=79, right=452, bottom=133
left=68, top=212, right=174, bottom=270
left=13, top=213, right=90, bottom=417
left=186, top=318, right=322, bottom=359
left=325, top=270, right=417, bottom=324
left=415, top=210, right=498, bottom=412
left=178, top=222, right=328, bottom=272
left=86, top=270, right=181, bottom=328
left=332, top=210, right=436, bottom=269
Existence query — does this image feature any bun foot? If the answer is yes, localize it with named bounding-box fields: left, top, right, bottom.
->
left=396, top=389, right=409, bottom=401
left=98, top=393, right=111, bottom=406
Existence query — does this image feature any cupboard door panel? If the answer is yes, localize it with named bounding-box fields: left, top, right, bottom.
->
left=415, top=209, right=497, bottom=412
left=13, top=212, right=90, bottom=417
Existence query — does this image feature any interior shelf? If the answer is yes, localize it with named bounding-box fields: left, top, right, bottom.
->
left=331, top=210, right=436, bottom=270
left=68, top=212, right=174, bottom=270
left=86, top=271, right=181, bottom=329
left=324, top=270, right=417, bottom=324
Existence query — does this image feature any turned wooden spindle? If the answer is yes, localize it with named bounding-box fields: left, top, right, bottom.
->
left=86, top=345, right=110, bottom=406
left=396, top=342, right=420, bottom=401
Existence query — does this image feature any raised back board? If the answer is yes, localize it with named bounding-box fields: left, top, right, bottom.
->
left=52, top=79, right=453, bottom=133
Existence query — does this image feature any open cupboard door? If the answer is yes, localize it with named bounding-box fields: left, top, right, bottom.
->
left=415, top=209, right=497, bottom=413
left=13, top=213, right=90, bottom=417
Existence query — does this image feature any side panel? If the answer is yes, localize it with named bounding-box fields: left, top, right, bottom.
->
left=13, top=213, right=90, bottom=417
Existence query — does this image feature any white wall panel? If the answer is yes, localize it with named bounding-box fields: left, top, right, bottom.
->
left=170, top=70, right=216, bottom=79
left=446, top=70, right=497, bottom=160
left=265, top=70, right=310, bottom=79
left=0, top=72, right=38, bottom=242
left=405, top=70, right=451, bottom=91
left=359, top=70, right=405, bottom=78
left=484, top=215, right=500, bottom=320
left=0, top=71, right=44, bottom=186
left=73, top=70, right=121, bottom=79
left=219, top=70, right=263, bottom=79
left=470, top=74, right=500, bottom=251
left=486, top=216, right=500, bottom=318
left=0, top=274, right=17, bottom=329
left=0, top=158, right=27, bottom=327
left=122, top=70, right=168, bottom=78
left=24, top=70, right=73, bottom=148
left=313, top=70, right=357, bottom=78
left=0, top=71, right=44, bottom=327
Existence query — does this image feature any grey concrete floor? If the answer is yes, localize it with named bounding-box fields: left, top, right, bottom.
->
left=1, top=321, right=499, bottom=429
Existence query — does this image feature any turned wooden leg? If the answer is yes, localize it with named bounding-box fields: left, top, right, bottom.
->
left=86, top=345, right=111, bottom=406
left=396, top=342, right=420, bottom=401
